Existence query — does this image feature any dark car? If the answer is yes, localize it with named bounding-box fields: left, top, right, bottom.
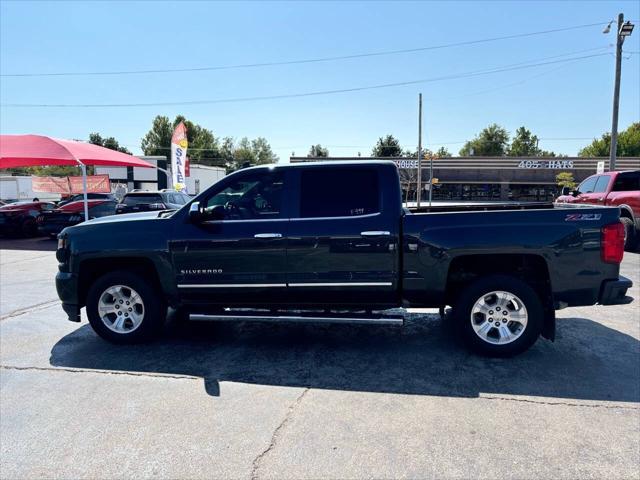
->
left=0, top=201, right=56, bottom=236
left=115, top=190, right=191, bottom=214
left=57, top=193, right=116, bottom=207
left=56, top=161, right=632, bottom=357
left=37, top=199, right=117, bottom=238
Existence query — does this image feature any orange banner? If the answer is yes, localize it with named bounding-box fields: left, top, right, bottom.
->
left=31, top=176, right=71, bottom=194
left=31, top=174, right=111, bottom=194
left=68, top=174, right=111, bottom=194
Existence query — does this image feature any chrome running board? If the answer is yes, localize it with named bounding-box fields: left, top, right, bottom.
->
left=189, top=312, right=404, bottom=326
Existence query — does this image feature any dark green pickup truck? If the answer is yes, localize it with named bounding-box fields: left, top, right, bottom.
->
left=56, top=161, right=632, bottom=356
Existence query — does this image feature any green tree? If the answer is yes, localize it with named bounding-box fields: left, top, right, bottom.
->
left=556, top=172, right=576, bottom=190
left=223, top=136, right=279, bottom=172
left=140, top=115, right=222, bottom=166
left=141, top=115, right=173, bottom=157
left=435, top=146, right=452, bottom=158
left=460, top=124, right=510, bottom=156
left=308, top=144, right=329, bottom=157
left=507, top=126, right=559, bottom=157
left=509, top=127, right=539, bottom=156
left=88, top=132, right=131, bottom=154
left=578, top=122, right=640, bottom=157
left=372, top=135, right=403, bottom=157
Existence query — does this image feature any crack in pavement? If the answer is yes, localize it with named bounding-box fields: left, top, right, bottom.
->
left=0, top=365, right=200, bottom=381
left=250, top=387, right=311, bottom=480
left=0, top=299, right=60, bottom=321
left=480, top=395, right=639, bottom=410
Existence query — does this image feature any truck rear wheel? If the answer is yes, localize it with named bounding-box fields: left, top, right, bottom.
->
left=452, top=275, right=543, bottom=357
left=86, top=270, right=165, bottom=344
left=620, top=217, right=637, bottom=251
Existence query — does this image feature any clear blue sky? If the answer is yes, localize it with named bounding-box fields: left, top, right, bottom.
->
left=1, top=0, right=639, bottom=162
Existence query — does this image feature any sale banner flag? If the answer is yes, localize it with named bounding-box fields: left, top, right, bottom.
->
left=171, top=122, right=188, bottom=192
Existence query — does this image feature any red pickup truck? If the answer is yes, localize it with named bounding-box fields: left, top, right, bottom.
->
left=556, top=170, right=640, bottom=250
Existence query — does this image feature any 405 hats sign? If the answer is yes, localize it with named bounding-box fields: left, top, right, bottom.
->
left=171, top=122, right=189, bottom=192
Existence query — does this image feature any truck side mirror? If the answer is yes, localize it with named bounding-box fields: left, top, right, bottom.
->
left=189, top=201, right=225, bottom=223
left=188, top=202, right=204, bottom=223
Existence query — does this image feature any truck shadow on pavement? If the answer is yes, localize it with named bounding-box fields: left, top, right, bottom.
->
left=49, top=313, right=639, bottom=403
left=0, top=237, right=57, bottom=252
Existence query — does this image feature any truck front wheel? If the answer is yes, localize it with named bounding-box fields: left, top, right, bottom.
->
left=452, top=275, right=543, bottom=357
left=86, top=270, right=165, bottom=344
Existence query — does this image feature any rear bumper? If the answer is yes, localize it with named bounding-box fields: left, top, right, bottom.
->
left=599, top=276, right=633, bottom=305
left=56, top=271, right=81, bottom=322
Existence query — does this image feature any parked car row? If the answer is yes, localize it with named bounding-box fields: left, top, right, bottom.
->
left=555, top=170, right=640, bottom=250
left=0, top=190, right=191, bottom=238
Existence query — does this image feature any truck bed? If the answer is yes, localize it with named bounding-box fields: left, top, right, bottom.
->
left=405, top=201, right=554, bottom=214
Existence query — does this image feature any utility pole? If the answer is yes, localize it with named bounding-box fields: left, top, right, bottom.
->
left=428, top=151, right=434, bottom=206
left=609, top=13, right=624, bottom=172
left=416, top=93, right=422, bottom=208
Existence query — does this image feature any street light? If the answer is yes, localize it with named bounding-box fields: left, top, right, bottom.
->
left=604, top=13, right=635, bottom=171
left=619, top=21, right=634, bottom=36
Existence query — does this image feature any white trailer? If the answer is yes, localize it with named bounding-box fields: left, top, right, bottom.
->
left=0, top=176, right=59, bottom=202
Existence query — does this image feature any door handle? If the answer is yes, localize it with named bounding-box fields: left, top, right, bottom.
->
left=254, top=233, right=282, bottom=238
left=360, top=231, right=391, bottom=237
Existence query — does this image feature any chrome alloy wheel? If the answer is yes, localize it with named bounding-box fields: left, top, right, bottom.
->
left=98, top=285, right=145, bottom=334
left=470, top=290, right=528, bottom=345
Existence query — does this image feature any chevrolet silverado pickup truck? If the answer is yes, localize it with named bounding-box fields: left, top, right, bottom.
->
left=56, top=161, right=633, bottom=356
left=555, top=170, right=640, bottom=250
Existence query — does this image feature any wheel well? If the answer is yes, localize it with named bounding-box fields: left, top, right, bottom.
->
left=77, top=257, right=161, bottom=307
left=445, top=254, right=555, bottom=340
left=446, top=254, right=550, bottom=296
left=619, top=206, right=633, bottom=220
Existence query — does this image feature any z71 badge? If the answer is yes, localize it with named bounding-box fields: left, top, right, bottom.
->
left=565, top=213, right=602, bottom=221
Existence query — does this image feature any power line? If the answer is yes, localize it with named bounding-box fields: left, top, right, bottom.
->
left=1, top=52, right=611, bottom=108
left=125, top=137, right=600, bottom=153
left=0, top=21, right=609, bottom=78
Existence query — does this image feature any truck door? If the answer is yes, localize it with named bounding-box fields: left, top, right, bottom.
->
left=591, top=174, right=612, bottom=205
left=285, top=165, right=399, bottom=307
left=171, top=168, right=291, bottom=306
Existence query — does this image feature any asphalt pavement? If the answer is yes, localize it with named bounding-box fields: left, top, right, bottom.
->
left=1, top=237, right=639, bottom=479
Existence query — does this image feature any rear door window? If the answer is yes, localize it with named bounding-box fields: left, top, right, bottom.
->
left=123, top=194, right=162, bottom=205
left=299, top=168, right=379, bottom=218
left=613, top=172, right=640, bottom=191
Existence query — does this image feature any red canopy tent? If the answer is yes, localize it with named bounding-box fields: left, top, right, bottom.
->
left=0, top=134, right=154, bottom=220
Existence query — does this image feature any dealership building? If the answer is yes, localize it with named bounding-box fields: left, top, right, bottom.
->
left=290, top=156, right=640, bottom=202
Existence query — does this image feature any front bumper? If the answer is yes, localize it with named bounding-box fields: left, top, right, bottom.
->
left=38, top=224, right=66, bottom=236
left=599, top=276, right=633, bottom=305
left=56, top=271, right=81, bottom=322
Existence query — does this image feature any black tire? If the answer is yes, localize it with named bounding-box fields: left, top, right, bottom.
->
left=620, top=217, right=638, bottom=251
left=21, top=217, right=37, bottom=237
left=86, top=270, right=165, bottom=344
left=452, top=275, right=544, bottom=357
